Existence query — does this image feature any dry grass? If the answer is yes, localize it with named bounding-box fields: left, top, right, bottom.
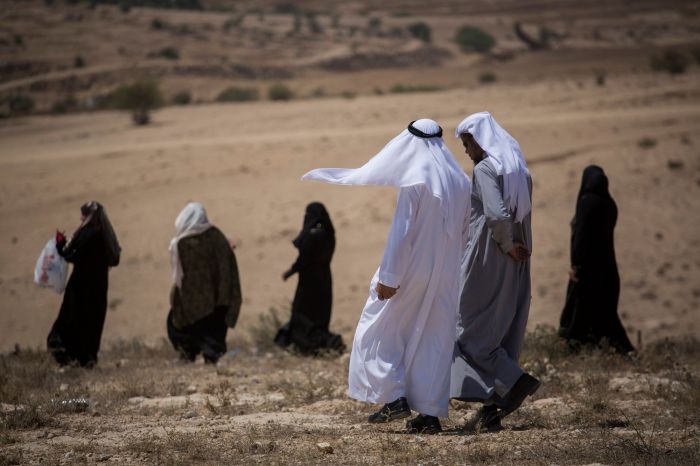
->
left=0, top=328, right=697, bottom=464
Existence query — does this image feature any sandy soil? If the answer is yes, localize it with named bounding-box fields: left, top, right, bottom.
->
left=1, top=68, right=699, bottom=351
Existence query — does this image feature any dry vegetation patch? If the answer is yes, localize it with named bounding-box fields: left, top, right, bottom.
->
left=0, top=327, right=697, bottom=464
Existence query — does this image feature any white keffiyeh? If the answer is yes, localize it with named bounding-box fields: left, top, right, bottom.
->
left=455, top=112, right=531, bottom=222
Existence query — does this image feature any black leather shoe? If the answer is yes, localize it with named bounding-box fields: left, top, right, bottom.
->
left=473, top=404, right=503, bottom=432
left=406, top=414, right=442, bottom=434
left=368, top=397, right=411, bottom=423
left=500, top=373, right=541, bottom=417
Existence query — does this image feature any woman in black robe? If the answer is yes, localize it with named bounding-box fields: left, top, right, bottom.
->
left=47, top=201, right=121, bottom=367
left=559, top=166, right=634, bottom=353
left=275, top=202, right=345, bottom=354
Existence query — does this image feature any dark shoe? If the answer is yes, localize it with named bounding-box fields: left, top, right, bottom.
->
left=500, top=373, right=541, bottom=417
left=368, top=397, right=411, bottom=423
left=406, top=414, right=442, bottom=435
left=469, top=404, right=502, bottom=432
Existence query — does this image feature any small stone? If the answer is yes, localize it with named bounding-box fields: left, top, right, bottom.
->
left=36, top=431, right=47, bottom=439
left=97, top=453, right=111, bottom=462
left=186, top=385, right=197, bottom=395
left=59, top=383, right=69, bottom=392
left=64, top=451, right=74, bottom=459
left=183, top=410, right=197, bottom=419
left=91, top=411, right=101, bottom=417
left=47, top=433, right=55, bottom=439
left=414, top=435, right=425, bottom=443
left=316, top=442, right=333, bottom=454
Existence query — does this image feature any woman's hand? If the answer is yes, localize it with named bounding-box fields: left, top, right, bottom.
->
left=55, top=230, right=67, bottom=247
left=568, top=267, right=579, bottom=283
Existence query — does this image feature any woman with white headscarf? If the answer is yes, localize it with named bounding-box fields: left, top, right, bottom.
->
left=166, top=202, right=241, bottom=363
left=450, top=112, right=539, bottom=432
left=48, top=201, right=121, bottom=368
left=303, top=119, right=471, bottom=434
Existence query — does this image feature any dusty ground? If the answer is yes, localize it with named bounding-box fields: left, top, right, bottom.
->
left=1, top=1, right=700, bottom=464
left=1, top=328, right=698, bottom=465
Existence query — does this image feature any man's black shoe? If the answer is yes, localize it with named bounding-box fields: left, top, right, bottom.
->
left=368, top=397, right=411, bottom=423
left=473, top=404, right=503, bottom=432
left=500, top=373, right=541, bottom=417
left=406, top=414, right=442, bottom=434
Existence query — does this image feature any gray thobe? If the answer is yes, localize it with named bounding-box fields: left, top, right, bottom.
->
left=450, top=157, right=532, bottom=401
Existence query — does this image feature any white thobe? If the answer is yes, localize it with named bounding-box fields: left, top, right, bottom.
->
left=348, top=184, right=468, bottom=418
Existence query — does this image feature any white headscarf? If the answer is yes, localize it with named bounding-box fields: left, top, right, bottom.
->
left=169, top=202, right=212, bottom=288
left=302, top=119, right=470, bottom=238
left=455, top=112, right=531, bottom=223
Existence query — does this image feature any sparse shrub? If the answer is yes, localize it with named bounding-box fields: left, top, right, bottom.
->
left=692, top=47, right=700, bottom=64
left=13, top=35, right=23, bottom=46
left=43, top=0, right=54, bottom=6
left=171, top=90, right=191, bottom=105
left=274, top=3, right=298, bottom=14
left=149, top=46, right=180, bottom=60
left=150, top=18, right=166, bottom=30
left=330, top=13, right=341, bottom=29
left=223, top=15, right=244, bottom=32
left=478, top=71, right=497, bottom=84
left=119, top=1, right=131, bottom=13
left=292, top=12, right=302, bottom=34
left=454, top=25, right=496, bottom=53
left=51, top=96, right=78, bottom=114
left=216, top=86, right=259, bottom=102
left=390, top=84, right=442, bottom=94
left=407, top=22, right=431, bottom=43
left=5, top=94, right=35, bottom=115
left=309, top=86, right=325, bottom=98
left=594, top=68, right=607, bottom=86
left=74, top=55, right=85, bottom=68
left=306, top=12, right=322, bottom=34
left=248, top=307, right=285, bottom=349
left=368, top=17, right=382, bottom=30
left=638, top=137, right=657, bottom=149
left=104, top=80, right=164, bottom=125
left=650, top=50, right=689, bottom=74
left=268, top=83, right=293, bottom=101
left=341, top=91, right=356, bottom=99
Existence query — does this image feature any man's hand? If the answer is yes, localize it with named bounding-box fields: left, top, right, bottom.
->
left=282, top=269, right=294, bottom=281
left=508, top=242, right=530, bottom=262
left=376, top=282, right=399, bottom=300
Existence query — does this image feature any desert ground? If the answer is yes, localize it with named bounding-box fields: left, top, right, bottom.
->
left=1, top=0, right=699, bottom=464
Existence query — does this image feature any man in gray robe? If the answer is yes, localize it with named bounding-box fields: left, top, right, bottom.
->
left=450, top=112, right=540, bottom=431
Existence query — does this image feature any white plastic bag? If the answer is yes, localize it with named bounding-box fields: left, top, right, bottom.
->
left=34, top=238, right=68, bottom=293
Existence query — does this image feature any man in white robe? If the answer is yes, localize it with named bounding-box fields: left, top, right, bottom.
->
left=451, top=112, right=540, bottom=432
left=302, top=119, right=471, bottom=434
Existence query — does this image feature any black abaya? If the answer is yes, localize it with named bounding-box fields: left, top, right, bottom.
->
left=559, top=166, right=634, bottom=353
left=47, top=225, right=111, bottom=367
left=275, top=203, right=345, bottom=354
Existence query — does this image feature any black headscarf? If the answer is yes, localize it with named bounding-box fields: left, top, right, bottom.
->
left=75, top=201, right=122, bottom=267
left=293, top=202, right=335, bottom=248
left=572, top=165, right=612, bottom=228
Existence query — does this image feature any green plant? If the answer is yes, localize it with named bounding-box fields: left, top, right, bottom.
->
left=216, top=86, right=260, bottom=102
left=454, top=25, right=496, bottom=53
left=150, top=46, right=180, bottom=60
left=407, top=22, right=431, bottom=43
left=5, top=95, right=35, bottom=115
left=389, top=84, right=442, bottom=94
left=650, top=50, right=689, bottom=74
left=51, top=96, right=78, bottom=114
left=171, top=90, right=191, bottom=105
left=268, top=83, right=293, bottom=101
left=478, top=71, right=497, bottom=84
left=104, top=80, right=164, bottom=125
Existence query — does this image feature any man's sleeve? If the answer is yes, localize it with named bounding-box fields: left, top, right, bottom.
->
left=378, top=185, right=421, bottom=288
left=475, top=164, right=514, bottom=254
